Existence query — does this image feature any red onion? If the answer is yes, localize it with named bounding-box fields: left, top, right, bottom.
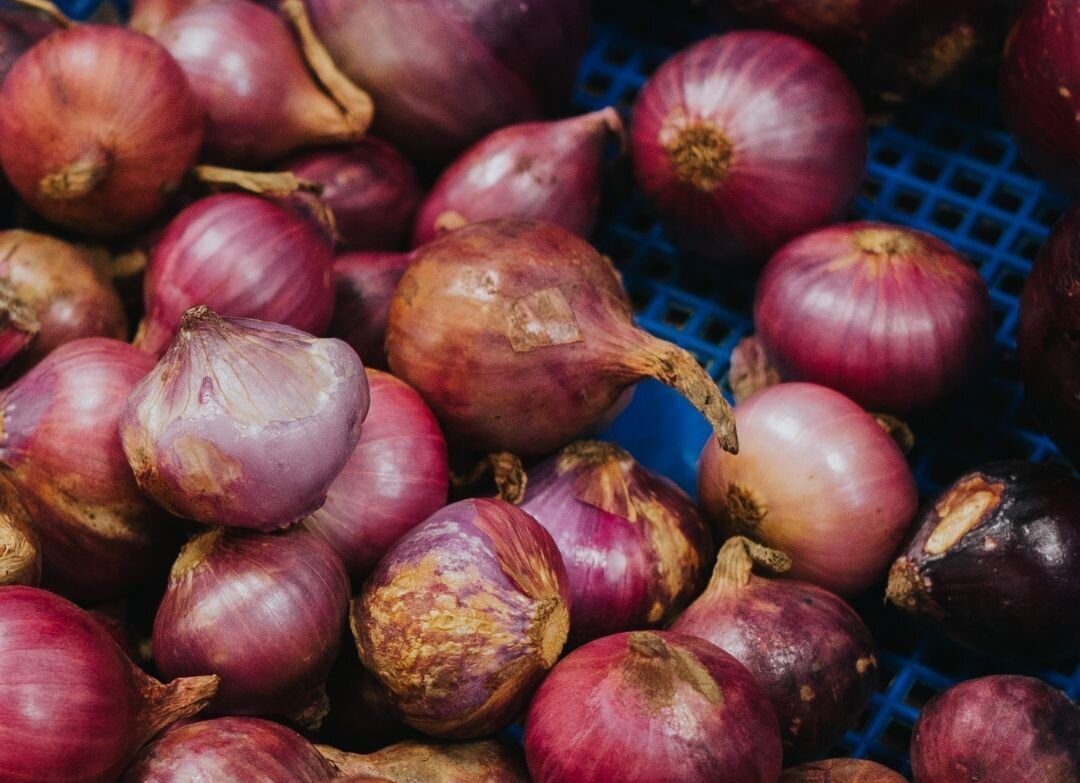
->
left=630, top=32, right=866, bottom=263
left=0, top=586, right=219, bottom=783
left=135, top=194, right=335, bottom=356
left=911, top=676, right=1080, bottom=783
left=320, top=740, right=532, bottom=782
left=154, top=0, right=372, bottom=165
left=352, top=497, right=570, bottom=738
left=780, top=759, right=908, bottom=783
left=122, top=308, right=368, bottom=531
left=153, top=525, right=349, bottom=727
left=524, top=630, right=782, bottom=783
left=306, top=0, right=591, bottom=162
left=671, top=536, right=878, bottom=758
left=887, top=461, right=1080, bottom=661
left=519, top=440, right=712, bottom=645
left=286, top=140, right=424, bottom=251
left=0, top=338, right=178, bottom=602
left=698, top=383, right=917, bottom=594
left=0, top=475, right=39, bottom=586
left=329, top=251, right=412, bottom=369
left=754, top=222, right=992, bottom=412
left=1019, top=203, right=1080, bottom=464
left=305, top=368, right=447, bottom=581
left=0, top=25, right=203, bottom=236
left=129, top=0, right=277, bottom=35
left=412, top=108, right=624, bottom=247
left=386, top=219, right=737, bottom=457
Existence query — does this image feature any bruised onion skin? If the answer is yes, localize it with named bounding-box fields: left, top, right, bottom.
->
left=524, top=630, right=782, bottom=783
left=287, top=140, right=424, bottom=251
left=780, top=759, right=908, bottom=783
left=0, top=587, right=219, bottom=783
left=387, top=219, right=738, bottom=457
left=630, top=32, right=866, bottom=262
left=307, top=0, right=591, bottom=162
left=0, top=474, right=39, bottom=586
left=911, top=676, right=1080, bottom=783
left=412, top=108, right=624, bottom=247
left=0, top=338, right=176, bottom=602
left=671, top=537, right=878, bottom=758
left=122, top=717, right=336, bottom=783
left=754, top=222, right=992, bottom=412
left=306, top=369, right=447, bottom=581
left=887, top=461, right=1080, bottom=661
left=352, top=498, right=570, bottom=738
left=0, top=26, right=203, bottom=236
left=699, top=383, right=918, bottom=594
left=137, top=194, right=335, bottom=356
left=122, top=308, right=368, bottom=531
left=520, top=440, right=712, bottom=645
left=330, top=252, right=412, bottom=370
left=320, top=739, right=531, bottom=783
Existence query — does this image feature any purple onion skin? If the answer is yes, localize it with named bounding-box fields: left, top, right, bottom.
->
left=122, top=717, right=336, bottom=783
left=911, top=676, right=1080, bottom=783
left=306, top=368, right=448, bottom=582
left=520, top=440, right=712, bottom=645
left=887, top=461, right=1080, bottom=661
left=755, top=222, right=992, bottom=413
left=671, top=537, right=878, bottom=759
left=412, top=108, right=623, bottom=247
left=352, top=498, right=571, bottom=738
left=780, top=759, right=908, bottom=783
left=631, top=32, right=867, bottom=263
left=1019, top=204, right=1080, bottom=465
left=330, top=252, right=412, bottom=369
left=524, top=631, right=782, bottom=783
left=307, top=0, right=591, bottom=163
left=287, top=140, right=424, bottom=251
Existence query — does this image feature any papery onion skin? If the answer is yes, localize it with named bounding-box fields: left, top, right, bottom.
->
left=699, top=383, right=917, bottom=594
left=1018, top=203, right=1080, bottom=464
left=780, top=759, right=908, bottom=783
left=0, top=338, right=178, bottom=602
left=0, top=474, right=39, bottom=586
left=911, top=676, right=1080, bottom=783
left=352, top=497, right=570, bottom=738
left=0, top=26, right=203, bottom=236
left=330, top=252, right=412, bottom=369
left=412, top=108, right=623, bottom=247
left=524, top=630, right=782, bottom=783
left=320, top=739, right=531, bottom=783
left=754, top=222, right=992, bottom=412
left=122, top=308, right=368, bottom=531
left=387, top=219, right=737, bottom=457
left=520, top=440, right=712, bottom=645
left=136, top=193, right=335, bottom=356
left=122, top=717, right=337, bottom=783
left=630, top=32, right=866, bottom=263
left=0, top=586, right=219, bottom=783
left=307, top=0, right=591, bottom=162
left=671, top=537, right=878, bottom=758
left=287, top=140, right=424, bottom=251
left=887, top=461, right=1080, bottom=661
left=306, top=368, right=447, bottom=582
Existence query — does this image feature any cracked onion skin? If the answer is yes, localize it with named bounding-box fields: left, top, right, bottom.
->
left=887, top=461, right=1080, bottom=661
left=319, top=739, right=531, bottom=783
left=352, top=497, right=570, bottom=739
left=780, top=759, right=908, bottom=783
left=387, top=219, right=737, bottom=457
left=911, top=676, right=1080, bottom=783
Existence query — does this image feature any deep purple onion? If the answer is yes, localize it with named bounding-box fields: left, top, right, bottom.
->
left=305, top=368, right=447, bottom=582
left=671, top=536, right=878, bottom=758
left=411, top=108, right=624, bottom=247
left=0, top=338, right=178, bottom=602
left=887, top=461, right=1080, bottom=661
left=754, top=222, right=992, bottom=412
left=321, top=740, right=532, bottom=783
left=135, top=193, right=335, bottom=356
left=911, top=676, right=1080, bottom=783
left=0, top=475, right=38, bottom=586
left=329, top=251, right=412, bottom=369
left=524, top=630, right=782, bottom=783
left=520, top=440, right=712, bottom=645
left=306, top=0, right=591, bottom=163
left=780, top=759, right=908, bottom=783
left=631, top=32, right=867, bottom=263
left=352, top=498, right=570, bottom=738
left=122, top=307, right=368, bottom=531
left=0, top=586, right=219, bottom=783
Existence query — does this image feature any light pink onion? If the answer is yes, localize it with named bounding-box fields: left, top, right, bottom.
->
left=329, top=251, right=412, bottom=369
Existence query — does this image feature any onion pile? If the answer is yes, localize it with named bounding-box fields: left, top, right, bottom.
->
left=330, top=251, right=413, bottom=370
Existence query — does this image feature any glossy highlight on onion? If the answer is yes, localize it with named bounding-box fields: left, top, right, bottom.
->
left=129, top=0, right=278, bottom=36
left=352, top=497, right=570, bottom=738
left=780, top=759, right=908, bottom=783
left=631, top=32, right=866, bottom=262
left=330, top=251, right=413, bottom=369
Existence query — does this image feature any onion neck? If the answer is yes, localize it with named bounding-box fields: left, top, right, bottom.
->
left=622, top=632, right=722, bottom=710
left=724, top=483, right=767, bottom=534
left=449, top=452, right=526, bottom=504
left=530, top=596, right=570, bottom=669
left=39, top=145, right=111, bottom=201
left=886, top=557, right=944, bottom=619
left=132, top=667, right=220, bottom=749
left=711, top=535, right=791, bottom=591
left=853, top=227, right=921, bottom=258
left=171, top=526, right=224, bottom=579
left=665, top=121, right=732, bottom=192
